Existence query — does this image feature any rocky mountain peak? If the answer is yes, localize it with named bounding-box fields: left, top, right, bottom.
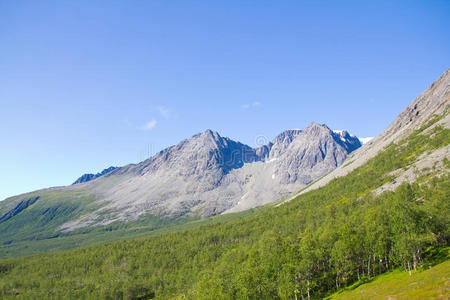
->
left=190, top=129, right=223, bottom=147
left=265, top=123, right=360, bottom=185
left=68, top=123, right=363, bottom=224
left=273, top=129, right=303, bottom=145
left=332, top=130, right=362, bottom=153
left=303, top=122, right=331, bottom=136
left=130, top=129, right=260, bottom=181
left=196, top=129, right=220, bottom=140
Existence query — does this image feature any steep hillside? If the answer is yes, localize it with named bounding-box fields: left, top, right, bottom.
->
left=290, top=69, right=449, bottom=200
left=0, top=71, right=448, bottom=299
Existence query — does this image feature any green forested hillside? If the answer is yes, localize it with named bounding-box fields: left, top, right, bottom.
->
left=0, top=199, right=263, bottom=258
left=0, top=115, right=448, bottom=299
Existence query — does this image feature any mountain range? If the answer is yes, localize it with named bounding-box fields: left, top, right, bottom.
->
left=14, top=122, right=361, bottom=232
left=0, top=70, right=448, bottom=261
left=0, top=123, right=362, bottom=232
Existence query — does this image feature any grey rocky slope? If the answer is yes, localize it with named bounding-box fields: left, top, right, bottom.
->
left=284, top=68, right=450, bottom=202
left=0, top=122, right=361, bottom=231
left=61, top=122, right=361, bottom=230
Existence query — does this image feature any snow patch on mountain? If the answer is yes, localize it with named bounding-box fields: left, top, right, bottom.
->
left=359, top=137, right=374, bottom=144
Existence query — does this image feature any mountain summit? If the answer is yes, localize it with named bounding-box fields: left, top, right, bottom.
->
left=0, top=122, right=361, bottom=231
left=62, top=122, right=361, bottom=229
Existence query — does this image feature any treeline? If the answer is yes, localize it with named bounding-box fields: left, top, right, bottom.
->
left=0, top=118, right=448, bottom=299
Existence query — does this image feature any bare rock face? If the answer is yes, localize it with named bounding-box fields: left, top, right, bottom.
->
left=54, top=122, right=360, bottom=230
left=271, top=124, right=354, bottom=185
left=267, top=129, right=303, bottom=159
left=118, top=129, right=261, bottom=188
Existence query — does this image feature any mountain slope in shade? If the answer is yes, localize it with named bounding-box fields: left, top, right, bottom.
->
left=72, top=166, right=117, bottom=185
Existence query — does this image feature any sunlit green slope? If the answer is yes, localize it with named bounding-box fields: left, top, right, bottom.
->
left=329, top=257, right=450, bottom=300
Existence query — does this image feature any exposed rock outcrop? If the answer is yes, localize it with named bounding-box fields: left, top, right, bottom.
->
left=60, top=122, right=360, bottom=230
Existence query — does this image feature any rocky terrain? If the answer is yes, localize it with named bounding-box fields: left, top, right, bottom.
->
left=61, top=122, right=362, bottom=230
left=284, top=68, right=450, bottom=202
left=0, top=122, right=361, bottom=231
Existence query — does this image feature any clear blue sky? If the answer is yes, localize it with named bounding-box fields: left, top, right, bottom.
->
left=1, top=0, right=449, bottom=200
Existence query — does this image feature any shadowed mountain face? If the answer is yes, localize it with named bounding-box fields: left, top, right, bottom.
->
left=72, top=167, right=117, bottom=185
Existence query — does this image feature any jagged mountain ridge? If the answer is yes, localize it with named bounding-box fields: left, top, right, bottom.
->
left=76, top=126, right=360, bottom=184
left=0, top=122, right=361, bottom=231
left=69, top=122, right=360, bottom=228
left=72, top=166, right=118, bottom=185
left=116, top=129, right=261, bottom=179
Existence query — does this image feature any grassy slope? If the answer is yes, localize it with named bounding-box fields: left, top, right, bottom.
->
left=329, top=260, right=450, bottom=299
left=0, top=198, right=265, bottom=258
left=0, top=168, right=273, bottom=259
left=0, top=190, right=99, bottom=244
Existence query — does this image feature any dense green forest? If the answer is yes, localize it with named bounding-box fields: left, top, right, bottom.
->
left=0, top=114, right=448, bottom=299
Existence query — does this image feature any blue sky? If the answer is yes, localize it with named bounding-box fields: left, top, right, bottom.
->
left=0, top=0, right=449, bottom=200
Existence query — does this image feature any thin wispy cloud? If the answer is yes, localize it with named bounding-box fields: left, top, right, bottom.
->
left=242, top=101, right=262, bottom=109
left=158, top=106, right=171, bottom=119
left=139, top=119, right=157, bottom=131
